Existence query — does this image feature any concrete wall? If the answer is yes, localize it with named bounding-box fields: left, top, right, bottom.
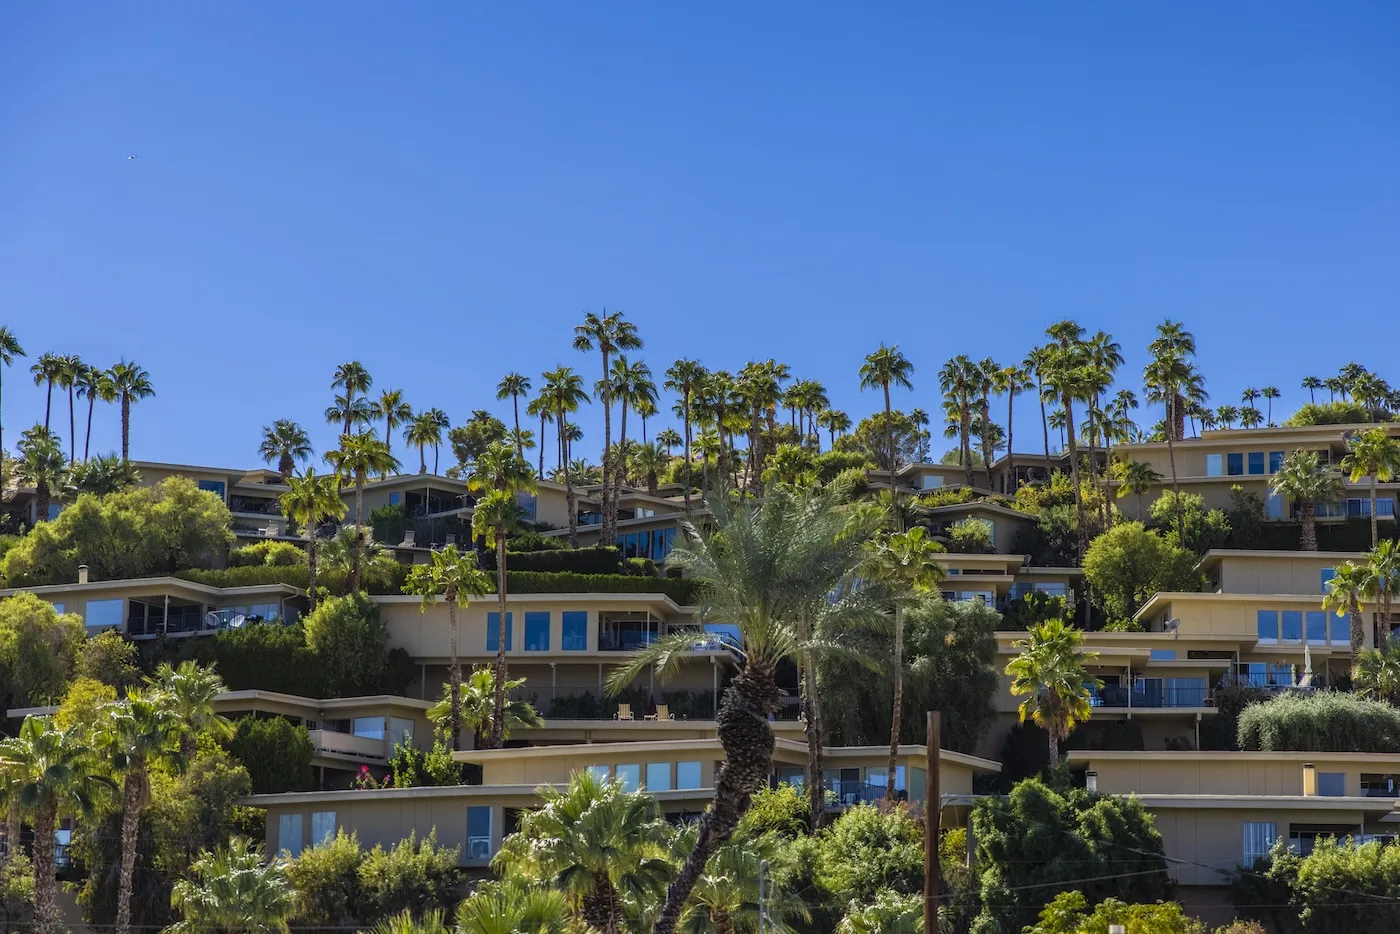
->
left=1215, top=554, right=1347, bottom=596
left=1088, top=756, right=1400, bottom=798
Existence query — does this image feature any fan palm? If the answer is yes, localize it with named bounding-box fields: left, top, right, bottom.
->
left=16, top=426, right=66, bottom=522
left=816, top=409, right=851, bottom=450
left=425, top=667, right=543, bottom=749
left=371, top=389, right=413, bottom=463
left=148, top=661, right=233, bottom=758
left=736, top=361, right=782, bottom=489
left=656, top=427, right=683, bottom=457
left=1302, top=376, right=1323, bottom=405
left=74, top=364, right=115, bottom=463
left=574, top=310, right=643, bottom=545
left=610, top=484, right=877, bottom=934
left=29, top=353, right=62, bottom=431
left=369, top=908, right=453, bottom=934
left=632, top=442, right=672, bottom=495
left=405, top=411, right=442, bottom=475
left=493, top=769, right=673, bottom=934
left=1323, top=561, right=1369, bottom=662
left=258, top=420, right=312, bottom=482
left=1262, top=386, right=1281, bottom=425
left=0, top=328, right=24, bottom=487
left=1023, top=345, right=1053, bottom=465
left=107, top=361, right=154, bottom=462
left=0, top=717, right=115, bottom=934
left=863, top=527, right=945, bottom=801
left=541, top=367, right=590, bottom=547
left=279, top=467, right=346, bottom=609
left=96, top=691, right=187, bottom=934
left=1005, top=619, right=1101, bottom=763
left=526, top=394, right=555, bottom=477
left=53, top=354, right=82, bottom=462
left=673, top=826, right=808, bottom=934
left=1269, top=450, right=1341, bottom=551
left=1365, top=540, right=1400, bottom=644
left=326, top=361, right=372, bottom=435
left=1115, top=460, right=1163, bottom=521
left=496, top=372, right=532, bottom=459
left=67, top=453, right=142, bottom=496
left=664, top=359, right=707, bottom=513
left=404, top=546, right=493, bottom=748
left=1341, top=427, right=1400, bottom=548
left=861, top=345, right=915, bottom=497
left=611, top=356, right=656, bottom=493
left=1042, top=322, right=1092, bottom=556
left=454, top=881, right=575, bottom=934
left=992, top=365, right=1031, bottom=492
left=168, top=837, right=294, bottom=934
left=1144, top=322, right=1198, bottom=544
left=1239, top=406, right=1264, bottom=429
left=324, top=434, right=399, bottom=592
left=1354, top=644, right=1400, bottom=705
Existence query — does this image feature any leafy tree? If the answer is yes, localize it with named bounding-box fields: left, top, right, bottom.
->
left=1148, top=490, right=1230, bottom=555
left=107, top=361, right=155, bottom=462
left=1083, top=522, right=1200, bottom=620
left=0, top=851, right=33, bottom=934
left=1269, top=450, right=1341, bottom=551
left=946, top=517, right=995, bottom=554
left=425, top=667, right=543, bottom=750
left=816, top=803, right=923, bottom=905
left=1285, top=401, right=1372, bottom=427
left=226, top=716, right=313, bottom=794
left=190, top=625, right=313, bottom=696
left=355, top=831, right=461, bottom=924
left=258, top=420, right=312, bottom=482
left=279, top=466, right=346, bottom=610
left=449, top=410, right=508, bottom=474
left=169, top=837, right=294, bottom=934
left=1006, top=620, right=1100, bottom=763
left=302, top=592, right=391, bottom=697
left=836, top=890, right=921, bottom=934
left=1025, top=890, right=1205, bottom=934
left=77, top=630, right=141, bottom=688
left=1247, top=836, right=1400, bottom=933
left=285, top=830, right=363, bottom=928
left=835, top=410, right=927, bottom=474
left=55, top=676, right=117, bottom=731
left=736, top=784, right=810, bottom=840
left=0, top=593, right=85, bottom=707
left=1236, top=691, right=1400, bottom=753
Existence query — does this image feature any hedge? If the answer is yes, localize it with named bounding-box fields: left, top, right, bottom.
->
left=1237, top=691, right=1400, bottom=753
left=481, top=546, right=622, bottom=576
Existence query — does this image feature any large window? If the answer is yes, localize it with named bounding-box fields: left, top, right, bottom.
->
left=1257, top=610, right=1279, bottom=644
left=486, top=612, right=514, bottom=652
left=466, top=807, right=492, bottom=860
left=1330, top=613, right=1348, bottom=645
left=1227, top=453, right=1244, bottom=476
left=517, top=493, right=537, bottom=522
left=1248, top=452, right=1265, bottom=475
left=1269, top=451, right=1285, bottom=473
left=676, top=761, right=702, bottom=790
left=197, top=479, right=226, bottom=499
left=586, top=765, right=610, bottom=783
left=561, top=611, right=588, bottom=651
left=1206, top=454, right=1223, bottom=477
left=1317, top=772, right=1346, bottom=797
left=84, top=598, right=125, bottom=633
left=646, top=762, right=671, bottom=791
left=1321, top=567, right=1336, bottom=593
left=1306, top=611, right=1327, bottom=644
left=1361, top=774, right=1400, bottom=797
left=524, top=612, right=550, bottom=651
left=615, top=764, right=640, bottom=793
left=1266, top=491, right=1283, bottom=520
left=352, top=717, right=385, bottom=740
left=389, top=718, right=415, bottom=746
left=278, top=813, right=304, bottom=857
left=311, top=811, right=336, bottom=846
left=1281, top=611, right=1302, bottom=642
left=1243, top=822, right=1277, bottom=867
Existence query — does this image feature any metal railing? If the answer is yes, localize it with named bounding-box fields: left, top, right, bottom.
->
left=824, top=781, right=908, bottom=807
left=1090, top=684, right=1209, bottom=709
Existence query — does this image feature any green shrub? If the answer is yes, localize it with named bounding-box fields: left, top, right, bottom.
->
left=1002, top=591, right=1069, bottom=629
left=919, top=486, right=979, bottom=509
left=1245, top=836, right=1400, bottom=933
left=1237, top=691, right=1400, bottom=753
left=286, top=830, right=363, bottom=926
left=178, top=565, right=311, bottom=589
left=1102, top=619, right=1145, bottom=632
left=813, top=450, right=874, bottom=485
left=77, top=629, right=141, bottom=688
left=227, top=715, right=314, bottom=794
left=229, top=540, right=306, bottom=568
left=484, top=545, right=622, bottom=575
left=622, top=556, right=656, bottom=576
left=1025, top=890, right=1206, bottom=934
left=739, top=784, right=811, bottom=839
left=0, top=592, right=86, bottom=707
left=504, top=531, right=565, bottom=552
left=506, top=570, right=700, bottom=603
left=355, top=830, right=461, bottom=923
left=1084, top=522, right=1201, bottom=619
left=189, top=623, right=315, bottom=695
left=947, top=517, right=996, bottom=554
left=817, top=803, right=924, bottom=904
left=1148, top=491, right=1231, bottom=555
left=1201, top=686, right=1270, bottom=751
left=302, top=593, right=390, bottom=697
left=836, top=890, right=921, bottom=933
left=1285, top=401, right=1374, bottom=427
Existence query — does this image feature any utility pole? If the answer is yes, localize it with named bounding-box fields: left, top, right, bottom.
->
left=758, top=858, right=770, bottom=933
left=924, top=710, right=941, bottom=934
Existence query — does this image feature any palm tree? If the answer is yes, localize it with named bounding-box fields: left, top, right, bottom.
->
left=1341, top=427, right=1400, bottom=548
left=737, top=361, right=783, bottom=489
left=541, top=367, right=590, bottom=546
left=1324, top=562, right=1370, bottom=662
left=1242, top=387, right=1261, bottom=412
left=1024, top=346, right=1053, bottom=465
left=993, top=365, right=1031, bottom=492
left=1262, top=386, right=1281, bottom=425
left=404, top=411, right=440, bottom=475
left=633, top=442, right=671, bottom=496
left=497, top=373, right=532, bottom=459
left=863, top=527, right=945, bottom=801
left=525, top=394, right=553, bottom=478
left=610, top=355, right=656, bottom=499
left=665, top=359, right=707, bottom=515
left=610, top=485, right=876, bottom=934
left=1005, top=619, right=1101, bottom=763
left=816, top=408, right=851, bottom=451
left=1116, top=460, right=1163, bottom=521
left=425, top=408, right=450, bottom=475
left=74, top=364, right=114, bottom=463
left=1042, top=322, right=1091, bottom=557
left=671, top=825, right=808, bottom=934
left=574, top=310, right=643, bottom=545
left=52, top=354, right=82, bottom=463
left=17, top=426, right=66, bottom=522
left=1144, top=322, right=1197, bottom=543
left=1240, top=406, right=1264, bottom=429
left=67, top=453, right=142, bottom=496
left=861, top=345, right=915, bottom=499
left=279, top=468, right=346, bottom=609
left=0, top=328, right=24, bottom=486
left=1366, top=540, right=1400, bottom=645
left=1269, top=450, right=1341, bottom=551
left=454, top=881, right=574, bottom=934
left=0, top=717, right=114, bottom=934
left=1085, top=331, right=1123, bottom=529
left=404, top=546, right=493, bottom=748
left=1354, top=644, right=1400, bottom=705
left=97, top=691, right=187, bottom=934
left=469, top=442, right=537, bottom=749
left=1215, top=404, right=1239, bottom=429
left=324, top=434, right=399, bottom=592
left=168, top=837, right=294, bottom=934
left=258, top=420, right=312, bottom=482
left=148, top=661, right=233, bottom=759
left=493, top=769, right=672, bottom=934
left=327, top=361, right=373, bottom=436
left=29, top=353, right=62, bottom=431
left=1324, top=376, right=1343, bottom=404
left=108, top=361, right=155, bottom=461
left=370, top=389, right=412, bottom=464
left=426, top=667, right=543, bottom=750
left=939, top=356, right=978, bottom=488
left=1302, top=376, right=1323, bottom=405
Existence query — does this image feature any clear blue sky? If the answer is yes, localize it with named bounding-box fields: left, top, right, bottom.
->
left=2, top=3, right=1395, bottom=469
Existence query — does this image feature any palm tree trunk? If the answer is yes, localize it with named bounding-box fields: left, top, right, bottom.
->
left=682, top=399, right=693, bottom=515
left=351, top=476, right=365, bottom=593
left=115, top=769, right=144, bottom=934
left=1037, top=378, right=1050, bottom=466
left=582, top=877, right=622, bottom=934
left=538, top=412, right=546, bottom=477
left=1006, top=394, right=1016, bottom=494
left=1048, top=728, right=1060, bottom=765
left=121, top=396, right=130, bottom=461
left=1350, top=602, right=1364, bottom=659
left=653, top=663, right=780, bottom=934
left=35, top=479, right=50, bottom=524
left=448, top=599, right=462, bottom=749
left=884, top=384, right=897, bottom=505
left=600, top=353, right=614, bottom=547
left=886, top=604, right=905, bottom=802
left=710, top=908, right=735, bottom=934
left=43, top=382, right=52, bottom=431
left=801, top=635, right=825, bottom=831
left=308, top=534, right=319, bottom=610
left=489, top=533, right=509, bottom=749
left=84, top=395, right=96, bottom=461
left=31, top=803, right=59, bottom=934
left=512, top=395, right=522, bottom=459
left=1063, top=394, right=1087, bottom=559
left=1371, top=475, right=1380, bottom=548
left=433, top=442, right=440, bottom=475
left=418, top=443, right=426, bottom=475
left=1300, top=502, right=1318, bottom=551
left=3, top=798, right=18, bottom=870
left=563, top=415, right=579, bottom=548
left=1166, top=393, right=1183, bottom=543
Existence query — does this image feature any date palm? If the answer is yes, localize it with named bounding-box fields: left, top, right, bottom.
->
left=1006, top=619, right=1101, bottom=763
left=541, top=367, right=590, bottom=546
left=149, top=661, right=233, bottom=758
left=168, top=837, right=294, bottom=934
left=258, top=420, right=312, bottom=482
left=497, top=372, right=532, bottom=459
left=0, top=716, right=114, bottom=934
left=1269, top=450, right=1341, bottom=551
left=17, top=426, right=66, bottom=522
left=74, top=363, right=114, bottom=462
left=861, top=345, right=915, bottom=498
left=574, top=310, right=643, bottom=546
left=665, top=359, right=707, bottom=513
left=993, top=365, right=1031, bottom=492
left=1324, top=561, right=1370, bottom=662
left=1341, top=427, right=1400, bottom=548
left=1115, top=460, right=1163, bottom=522
left=1262, top=386, right=1281, bottom=425
left=108, top=361, right=154, bottom=461
left=404, top=411, right=440, bottom=475
left=425, top=667, right=543, bottom=750
left=280, top=467, right=346, bottom=609
left=29, top=352, right=62, bottom=431
left=371, top=389, right=412, bottom=463
left=404, top=546, right=493, bottom=749
left=0, top=328, right=24, bottom=487
left=97, top=691, right=187, bottom=934
left=327, top=361, right=373, bottom=435
left=610, top=484, right=877, bottom=934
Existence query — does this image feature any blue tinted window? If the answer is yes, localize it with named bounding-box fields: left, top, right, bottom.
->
left=1269, top=451, right=1285, bottom=473
left=1227, top=454, right=1244, bottom=476
left=1281, top=611, right=1302, bottom=641
left=1206, top=454, right=1223, bottom=476
left=1306, top=611, right=1327, bottom=644
left=524, top=611, right=549, bottom=651
left=1150, top=649, right=1176, bottom=660
left=676, top=761, right=702, bottom=790
left=562, top=611, right=588, bottom=651
left=1248, top=452, right=1265, bottom=475
left=389, top=492, right=400, bottom=506
left=517, top=493, right=537, bottom=522
left=1317, top=772, right=1346, bottom=797
left=1266, top=492, right=1283, bottom=520
left=663, top=528, right=676, bottom=558
left=1321, top=568, right=1336, bottom=593
left=466, top=806, right=492, bottom=860
left=486, top=612, right=513, bottom=651
left=1330, top=612, right=1349, bottom=644
left=1257, top=610, right=1279, bottom=641
left=197, top=479, right=226, bottom=499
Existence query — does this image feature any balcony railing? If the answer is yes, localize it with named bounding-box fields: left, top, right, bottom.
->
left=1090, top=684, right=1209, bottom=709
left=824, top=781, right=909, bottom=807
left=308, top=730, right=389, bottom=761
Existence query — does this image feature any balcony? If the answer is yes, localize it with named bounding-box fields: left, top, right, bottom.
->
left=1090, top=684, right=1209, bottom=709
left=1313, top=498, right=1395, bottom=519
left=308, top=730, right=389, bottom=761
left=824, top=780, right=909, bottom=808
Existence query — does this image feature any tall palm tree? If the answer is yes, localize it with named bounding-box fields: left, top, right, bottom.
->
left=1084, top=331, right=1123, bottom=529
left=1215, top=404, right=1239, bottom=429
left=574, top=310, right=643, bottom=546
left=1239, top=406, right=1264, bottom=429
left=74, top=364, right=114, bottom=463
left=0, top=717, right=114, bottom=934
left=29, top=353, right=62, bottom=431
left=371, top=389, right=412, bottom=464
left=149, top=661, right=233, bottom=758
left=1115, top=460, right=1163, bottom=522
left=1302, top=376, right=1323, bottom=405
left=736, top=361, right=783, bottom=490
left=1144, top=322, right=1197, bottom=543
left=1323, top=376, right=1343, bottom=404
left=497, top=372, right=532, bottom=459
left=279, top=468, right=346, bottom=609
left=633, top=442, right=671, bottom=496
left=1262, top=386, right=1281, bottom=425
left=0, top=328, right=24, bottom=487
left=469, top=442, right=537, bottom=749
left=327, top=361, right=373, bottom=435
left=108, top=361, right=155, bottom=461
left=404, top=545, right=493, bottom=748
left=1042, top=322, right=1092, bottom=557
left=426, top=667, right=543, bottom=750
left=324, top=434, right=398, bottom=592
left=97, top=691, right=187, bottom=934
left=816, top=409, right=851, bottom=450
left=665, top=359, right=707, bottom=515
left=611, top=485, right=877, bottom=934
left=258, top=420, right=312, bottom=482
left=426, top=408, right=450, bottom=474
left=861, top=345, right=915, bottom=499
left=863, top=527, right=945, bottom=801
left=1005, top=619, right=1101, bottom=763
left=1024, top=346, right=1053, bottom=466
left=1242, top=387, right=1261, bottom=412
left=1341, top=427, right=1400, bottom=548
left=53, top=354, right=82, bottom=463
left=1269, top=450, right=1341, bottom=551
left=168, top=838, right=294, bottom=934
left=454, top=881, right=574, bottom=934
left=1324, top=561, right=1370, bottom=662
left=493, top=769, right=673, bottom=934
left=404, top=411, right=439, bottom=475
left=525, top=394, right=554, bottom=478
left=939, top=356, right=978, bottom=488
left=17, top=425, right=66, bottom=522
left=656, top=427, right=683, bottom=457
left=609, top=355, right=655, bottom=500
left=993, top=365, right=1030, bottom=493
left=1365, top=540, right=1400, bottom=645
left=541, top=367, right=589, bottom=547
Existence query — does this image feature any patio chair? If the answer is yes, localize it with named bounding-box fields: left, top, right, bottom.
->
left=615, top=703, right=635, bottom=721
left=645, top=705, right=672, bottom=721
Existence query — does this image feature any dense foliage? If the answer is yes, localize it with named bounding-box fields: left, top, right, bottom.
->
left=0, top=592, right=86, bottom=708
left=1239, top=838, right=1400, bottom=933
left=1236, top=691, right=1400, bottom=753
left=226, top=715, right=314, bottom=794
left=1083, top=522, right=1200, bottom=620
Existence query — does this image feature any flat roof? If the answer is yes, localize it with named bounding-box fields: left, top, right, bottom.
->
left=1068, top=750, right=1400, bottom=764
left=1132, top=590, right=1364, bottom=622
left=372, top=591, right=686, bottom=612
left=1196, top=549, right=1366, bottom=571
left=921, top=502, right=1037, bottom=521
left=242, top=783, right=713, bottom=807
left=0, top=576, right=305, bottom=600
